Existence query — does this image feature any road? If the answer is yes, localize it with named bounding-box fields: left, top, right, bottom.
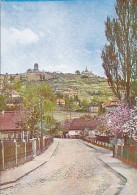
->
left=1, top=139, right=122, bottom=195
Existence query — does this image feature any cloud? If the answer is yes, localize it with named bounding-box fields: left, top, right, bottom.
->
left=1, top=0, right=115, bottom=76
left=2, top=27, right=39, bottom=46
left=1, top=27, right=40, bottom=73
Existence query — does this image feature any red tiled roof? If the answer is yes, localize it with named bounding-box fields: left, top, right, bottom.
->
left=69, top=117, right=98, bottom=131
left=62, top=119, right=73, bottom=130
left=56, top=99, right=65, bottom=103
left=0, top=111, right=25, bottom=131
left=105, top=97, right=119, bottom=107
left=10, top=90, right=20, bottom=95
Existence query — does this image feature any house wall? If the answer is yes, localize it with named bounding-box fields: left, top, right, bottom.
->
left=11, top=94, right=20, bottom=98
left=88, top=106, right=98, bottom=113
left=0, top=131, right=22, bottom=140
left=68, top=130, right=82, bottom=136
left=0, top=132, right=9, bottom=139
left=88, top=130, right=96, bottom=137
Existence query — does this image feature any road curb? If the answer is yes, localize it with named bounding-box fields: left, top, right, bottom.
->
left=82, top=140, right=127, bottom=195
left=0, top=141, right=59, bottom=190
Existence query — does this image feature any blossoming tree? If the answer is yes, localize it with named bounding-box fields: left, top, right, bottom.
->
left=123, top=108, right=137, bottom=140
left=106, top=104, right=130, bottom=156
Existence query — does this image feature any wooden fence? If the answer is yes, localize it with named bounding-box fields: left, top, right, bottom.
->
left=117, top=145, right=137, bottom=168
left=0, top=136, right=53, bottom=171
left=83, top=137, right=137, bottom=168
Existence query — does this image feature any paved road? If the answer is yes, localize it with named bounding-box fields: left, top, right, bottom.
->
left=1, top=139, right=122, bottom=195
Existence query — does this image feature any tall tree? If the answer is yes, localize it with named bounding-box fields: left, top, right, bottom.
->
left=21, top=82, right=55, bottom=136
left=101, top=0, right=137, bottom=104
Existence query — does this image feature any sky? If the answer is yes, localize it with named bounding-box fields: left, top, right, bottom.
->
left=1, top=0, right=116, bottom=76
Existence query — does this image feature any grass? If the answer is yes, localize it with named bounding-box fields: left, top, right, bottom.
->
left=53, top=111, right=96, bottom=121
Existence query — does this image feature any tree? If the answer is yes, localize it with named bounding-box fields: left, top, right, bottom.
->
left=123, top=108, right=137, bottom=140
left=75, top=70, right=80, bottom=75
left=101, top=0, right=137, bottom=104
left=0, top=95, right=6, bottom=111
left=81, top=99, right=89, bottom=111
left=55, top=91, right=63, bottom=99
left=21, top=83, right=55, bottom=136
left=98, top=104, right=106, bottom=116
left=106, top=104, right=130, bottom=156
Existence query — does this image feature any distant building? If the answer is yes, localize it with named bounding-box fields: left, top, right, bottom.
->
left=9, top=90, right=20, bottom=98
left=104, top=97, right=120, bottom=111
left=6, top=90, right=22, bottom=109
left=87, top=105, right=98, bottom=113
left=26, top=63, right=46, bottom=81
left=68, top=117, right=98, bottom=138
left=82, top=67, right=93, bottom=76
left=56, top=98, right=65, bottom=106
left=34, top=63, right=39, bottom=72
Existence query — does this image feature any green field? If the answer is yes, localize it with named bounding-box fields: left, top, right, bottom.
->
left=53, top=111, right=96, bottom=121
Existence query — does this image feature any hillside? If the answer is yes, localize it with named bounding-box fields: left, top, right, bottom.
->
left=47, top=73, right=113, bottom=103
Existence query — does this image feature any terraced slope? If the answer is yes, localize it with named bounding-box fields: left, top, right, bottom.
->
left=47, top=73, right=113, bottom=102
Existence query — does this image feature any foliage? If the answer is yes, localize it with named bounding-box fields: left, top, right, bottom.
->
left=5, top=80, right=22, bottom=92
left=0, top=95, right=6, bottom=111
left=98, top=104, right=106, bottom=116
left=106, top=104, right=130, bottom=138
left=81, top=75, right=88, bottom=79
left=101, top=0, right=137, bottom=103
left=75, top=70, right=80, bottom=75
left=55, top=91, right=63, bottom=99
left=123, top=108, right=137, bottom=139
left=80, top=114, right=93, bottom=119
left=64, top=96, right=74, bottom=111
left=80, top=99, right=89, bottom=112
left=21, top=83, right=55, bottom=134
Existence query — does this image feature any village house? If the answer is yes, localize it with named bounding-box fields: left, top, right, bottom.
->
left=104, top=97, right=119, bottom=111
left=9, top=90, right=20, bottom=99
left=0, top=111, right=29, bottom=141
left=68, top=117, right=98, bottom=138
left=56, top=98, right=65, bottom=106
left=6, top=90, right=22, bottom=109
left=73, top=101, right=80, bottom=105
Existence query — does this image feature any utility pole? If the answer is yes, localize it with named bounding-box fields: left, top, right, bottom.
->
left=40, top=98, right=43, bottom=152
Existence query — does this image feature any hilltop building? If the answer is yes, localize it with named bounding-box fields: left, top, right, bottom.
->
left=34, top=63, right=39, bottom=72
left=27, top=63, right=39, bottom=73
left=26, top=63, right=46, bottom=81
left=82, top=67, right=93, bottom=76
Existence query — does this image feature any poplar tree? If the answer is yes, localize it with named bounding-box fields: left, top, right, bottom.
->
left=101, top=0, right=137, bottom=104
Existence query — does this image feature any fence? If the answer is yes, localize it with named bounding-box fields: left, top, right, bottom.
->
left=117, top=144, right=137, bottom=168
left=0, top=136, right=53, bottom=171
left=83, top=137, right=137, bottom=168
left=83, top=137, right=113, bottom=150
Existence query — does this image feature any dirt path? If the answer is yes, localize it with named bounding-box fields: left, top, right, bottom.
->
left=0, top=139, right=121, bottom=195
